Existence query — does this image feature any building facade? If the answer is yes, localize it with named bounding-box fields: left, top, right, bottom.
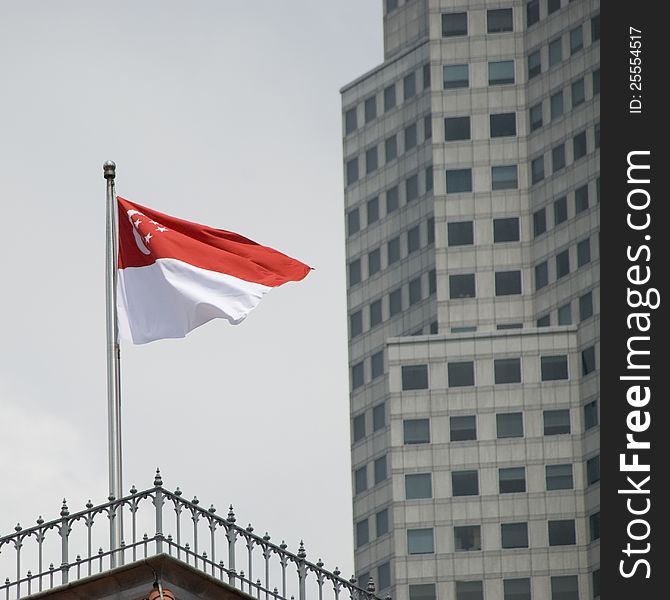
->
left=341, top=2, right=600, bottom=599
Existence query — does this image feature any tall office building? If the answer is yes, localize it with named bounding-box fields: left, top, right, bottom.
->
left=341, top=2, right=599, bottom=600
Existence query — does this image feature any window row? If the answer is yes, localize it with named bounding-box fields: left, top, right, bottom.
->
left=534, top=235, right=596, bottom=291
left=355, top=507, right=390, bottom=549
left=444, top=112, right=521, bottom=141
left=404, top=513, right=600, bottom=555
left=441, top=60, right=516, bottom=90
left=403, top=460, right=600, bottom=502
left=349, top=218, right=434, bottom=287
left=408, top=572, right=599, bottom=600
left=344, top=68, right=429, bottom=135
left=537, top=289, right=596, bottom=327
left=347, top=167, right=434, bottom=236
left=530, top=125, right=598, bottom=185
left=533, top=179, right=598, bottom=238
left=445, top=164, right=521, bottom=193
left=529, top=69, right=600, bottom=133
left=441, top=9, right=515, bottom=38
left=356, top=560, right=391, bottom=593
left=349, top=269, right=436, bottom=345
left=447, top=217, right=523, bottom=248
left=354, top=455, right=388, bottom=494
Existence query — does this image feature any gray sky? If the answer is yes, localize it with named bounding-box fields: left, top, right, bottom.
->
left=0, top=0, right=381, bottom=578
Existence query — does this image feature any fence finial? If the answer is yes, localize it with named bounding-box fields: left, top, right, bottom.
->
left=297, top=540, right=306, bottom=559
left=154, top=468, right=163, bottom=486
left=60, top=499, right=69, bottom=517
left=227, top=505, right=236, bottom=523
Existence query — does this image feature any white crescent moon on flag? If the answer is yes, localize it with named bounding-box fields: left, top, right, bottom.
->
left=126, top=210, right=151, bottom=255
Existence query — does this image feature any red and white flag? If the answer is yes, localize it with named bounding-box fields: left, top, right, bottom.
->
left=116, top=196, right=311, bottom=344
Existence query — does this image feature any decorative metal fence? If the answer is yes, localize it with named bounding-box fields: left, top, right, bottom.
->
left=0, top=471, right=386, bottom=600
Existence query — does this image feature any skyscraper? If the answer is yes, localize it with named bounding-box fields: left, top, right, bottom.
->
left=341, top=2, right=599, bottom=599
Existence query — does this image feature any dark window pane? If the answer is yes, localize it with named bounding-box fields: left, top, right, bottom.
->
left=374, top=455, right=387, bottom=484
left=530, top=102, right=543, bottom=130
left=452, top=470, right=479, bottom=496
left=386, top=185, right=399, bottom=212
left=575, top=184, right=589, bottom=213
left=499, top=468, right=527, bottom=496
left=492, top=165, right=518, bottom=190
left=409, top=585, right=435, bottom=600
left=591, top=14, right=600, bottom=41
left=587, top=455, right=600, bottom=484
left=450, top=274, right=476, bottom=298
left=348, top=259, right=361, bottom=286
left=548, top=520, right=576, bottom=545
left=445, top=116, right=471, bottom=141
left=582, top=345, right=596, bottom=375
left=406, top=174, right=419, bottom=201
left=528, top=50, right=541, bottom=79
left=526, top=0, right=539, bottom=26
left=369, top=299, right=382, bottom=327
left=347, top=208, right=360, bottom=236
left=429, top=268, right=436, bottom=295
left=556, top=249, right=570, bottom=278
left=546, top=463, right=574, bottom=490
left=558, top=303, right=572, bottom=325
left=384, top=84, right=396, bottom=111
left=367, top=196, right=379, bottom=224
left=489, top=60, right=515, bottom=85
left=345, top=108, right=357, bottom=134
left=404, top=418, right=430, bottom=444
left=450, top=415, right=476, bottom=441
left=403, top=72, right=416, bottom=100
left=368, top=248, right=381, bottom=276
left=590, top=512, right=601, bottom=541
left=456, top=580, right=483, bottom=600
left=376, top=508, right=389, bottom=536
left=551, top=575, right=578, bottom=600
left=578, top=238, right=591, bottom=267
left=554, top=195, right=568, bottom=224
left=423, top=63, right=431, bottom=89
left=385, top=135, right=397, bottom=162
left=533, top=208, right=547, bottom=236
left=593, top=570, right=600, bottom=598
left=494, top=358, right=521, bottom=384
left=548, top=0, right=560, bottom=14
left=448, top=221, right=474, bottom=246
left=405, top=473, right=432, bottom=499
left=593, top=68, right=600, bottom=95
left=495, top=270, right=522, bottom=295
left=354, top=465, right=367, bottom=493
left=346, top=157, right=358, bottom=185
left=352, top=362, right=364, bottom=390
left=356, top=519, right=369, bottom=547
left=535, top=261, right=548, bottom=289
left=580, top=291, right=593, bottom=321
left=553, top=143, right=566, bottom=172
left=549, top=37, right=562, bottom=66
left=531, top=156, right=544, bottom=184
left=364, top=96, right=377, bottom=123
left=373, top=403, right=386, bottom=430
left=425, top=165, right=434, bottom=191
left=424, top=115, right=432, bottom=139
left=537, top=314, right=551, bottom=327
left=494, top=218, right=519, bottom=243
left=454, top=525, right=481, bottom=551
left=402, top=365, right=428, bottom=390
left=572, top=78, right=585, bottom=107
left=497, top=412, right=523, bottom=438
left=371, top=350, right=384, bottom=379
left=443, top=64, right=469, bottom=89
left=353, top=414, right=365, bottom=442
left=448, top=361, right=475, bottom=387
left=407, top=225, right=421, bottom=253
left=350, top=310, right=362, bottom=338
left=501, top=523, right=528, bottom=548
left=541, top=355, right=569, bottom=381
left=446, top=168, right=472, bottom=193
left=442, top=12, right=468, bottom=37
left=584, top=400, right=598, bottom=430
left=570, top=25, right=583, bottom=54
left=377, top=562, right=391, bottom=590
left=573, top=131, right=587, bottom=159
left=407, top=528, right=434, bottom=554
left=389, top=288, right=402, bottom=316
left=409, top=276, right=422, bottom=305
left=385, top=0, right=397, bottom=13
left=550, top=90, right=564, bottom=120
left=504, top=578, right=531, bottom=600
left=387, top=236, right=401, bottom=264
left=427, top=217, right=435, bottom=244
left=488, top=8, right=513, bottom=33
left=490, top=112, right=517, bottom=137
left=405, top=123, right=417, bottom=150
left=544, top=409, right=571, bottom=435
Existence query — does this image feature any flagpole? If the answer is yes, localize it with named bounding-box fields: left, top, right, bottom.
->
left=103, top=160, right=123, bottom=557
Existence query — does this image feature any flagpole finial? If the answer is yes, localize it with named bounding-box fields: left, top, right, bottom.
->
left=103, top=161, right=116, bottom=180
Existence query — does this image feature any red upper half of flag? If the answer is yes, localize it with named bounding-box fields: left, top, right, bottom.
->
left=117, top=196, right=311, bottom=287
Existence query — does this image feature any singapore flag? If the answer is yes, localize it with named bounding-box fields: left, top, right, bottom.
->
left=116, top=196, right=311, bottom=344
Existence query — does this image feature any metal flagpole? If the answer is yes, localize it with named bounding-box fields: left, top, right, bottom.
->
left=103, top=160, right=123, bottom=559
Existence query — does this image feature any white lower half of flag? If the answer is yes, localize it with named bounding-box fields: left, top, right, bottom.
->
left=117, top=258, right=271, bottom=344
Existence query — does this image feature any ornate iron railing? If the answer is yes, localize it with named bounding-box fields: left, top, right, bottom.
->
left=0, top=470, right=385, bottom=600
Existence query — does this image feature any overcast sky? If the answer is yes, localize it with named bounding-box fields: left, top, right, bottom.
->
left=0, top=0, right=382, bottom=580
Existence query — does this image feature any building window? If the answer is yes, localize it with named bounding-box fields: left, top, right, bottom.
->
left=570, top=25, right=583, bottom=54
left=377, top=562, right=391, bottom=591
left=367, top=196, right=379, bottom=225
left=587, top=455, right=600, bottom=484
left=490, top=112, right=517, bottom=137
left=450, top=415, right=476, bottom=441
left=386, top=185, right=399, bottom=213
left=409, top=276, right=422, bottom=305
left=427, top=217, right=435, bottom=245
left=350, top=310, right=362, bottom=338
left=424, top=115, right=432, bottom=139
left=584, top=400, right=598, bottom=430
left=577, top=238, right=591, bottom=267
left=407, top=528, right=434, bottom=554
left=551, top=576, right=579, bottom=600
left=371, top=350, right=384, bottom=379
left=591, top=13, right=600, bottom=41
left=348, top=259, right=361, bottom=287
left=347, top=208, right=360, bottom=237
left=504, top=578, right=531, bottom=600
left=407, top=225, right=421, bottom=253
left=501, top=523, right=528, bottom=549
left=389, top=288, right=402, bottom=316
left=556, top=249, right=570, bottom=279
left=448, top=361, right=475, bottom=387
left=548, top=520, right=576, bottom=545
left=409, top=585, right=435, bottom=600
left=497, top=412, right=523, bottom=438
left=450, top=273, right=476, bottom=298
left=541, top=355, right=569, bottom=381
left=489, top=60, right=515, bottom=85
left=590, top=512, right=601, bottom=541
left=446, top=168, right=472, bottom=193
left=530, top=102, right=543, bottom=131
left=594, top=122, right=600, bottom=148
left=549, top=37, right=562, bottom=67
left=533, top=208, right=547, bottom=236
left=452, top=470, right=479, bottom=496
left=352, top=362, right=364, bottom=390
left=552, top=143, right=566, bottom=172
left=571, top=78, right=585, bottom=107
left=403, top=72, right=416, bottom=100
left=575, top=184, right=589, bottom=213
left=385, top=135, right=398, bottom=162
left=444, top=116, right=471, bottom=141
left=548, top=0, right=560, bottom=14
left=373, top=403, right=385, bottom=431
left=369, top=299, right=382, bottom=327
left=425, top=165, right=434, bottom=191
left=488, top=8, right=513, bottom=33
left=443, top=64, right=469, bottom=89
left=454, top=525, right=481, bottom=551
left=573, top=131, right=587, bottom=159
left=383, top=84, right=396, bottom=111
left=374, top=455, right=387, bottom=484
left=495, top=270, right=522, bottom=296
left=387, top=236, right=401, bottom=265
left=544, top=409, right=571, bottom=435
left=357, top=573, right=370, bottom=590
left=442, top=12, right=468, bottom=37
left=498, top=467, right=526, bottom=494
left=492, top=165, right=518, bottom=190
left=353, top=414, right=365, bottom=443
left=354, top=465, right=367, bottom=494
left=531, top=155, right=544, bottom=184
left=406, top=473, right=432, bottom=499
left=554, top=195, right=568, bottom=224
left=537, top=314, right=551, bottom=327
left=402, top=365, right=428, bottom=390
left=493, top=218, right=520, bottom=243
left=345, top=108, right=357, bottom=134
left=404, top=123, right=417, bottom=151
left=368, top=248, right=381, bottom=276
left=406, top=174, right=419, bottom=201
left=593, top=68, right=601, bottom=95
left=448, top=221, right=474, bottom=246
left=423, top=63, right=431, bottom=89
left=456, top=581, right=483, bottom=600
left=376, top=507, right=389, bottom=536
left=385, top=0, right=398, bottom=13
left=404, top=418, right=430, bottom=444
left=528, top=49, right=541, bottom=79
left=428, top=269, right=436, bottom=295
left=550, top=91, right=564, bottom=122
left=346, top=157, right=359, bottom=185
left=526, top=0, right=540, bottom=26
left=580, top=291, right=594, bottom=321
left=356, top=518, right=369, bottom=547
left=593, top=570, right=600, bottom=598
left=546, top=464, right=574, bottom=490
left=494, top=358, right=522, bottom=384
left=582, top=345, right=596, bottom=375
left=558, top=302, right=571, bottom=325
left=535, top=261, right=548, bottom=290
left=364, top=96, right=376, bottom=123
